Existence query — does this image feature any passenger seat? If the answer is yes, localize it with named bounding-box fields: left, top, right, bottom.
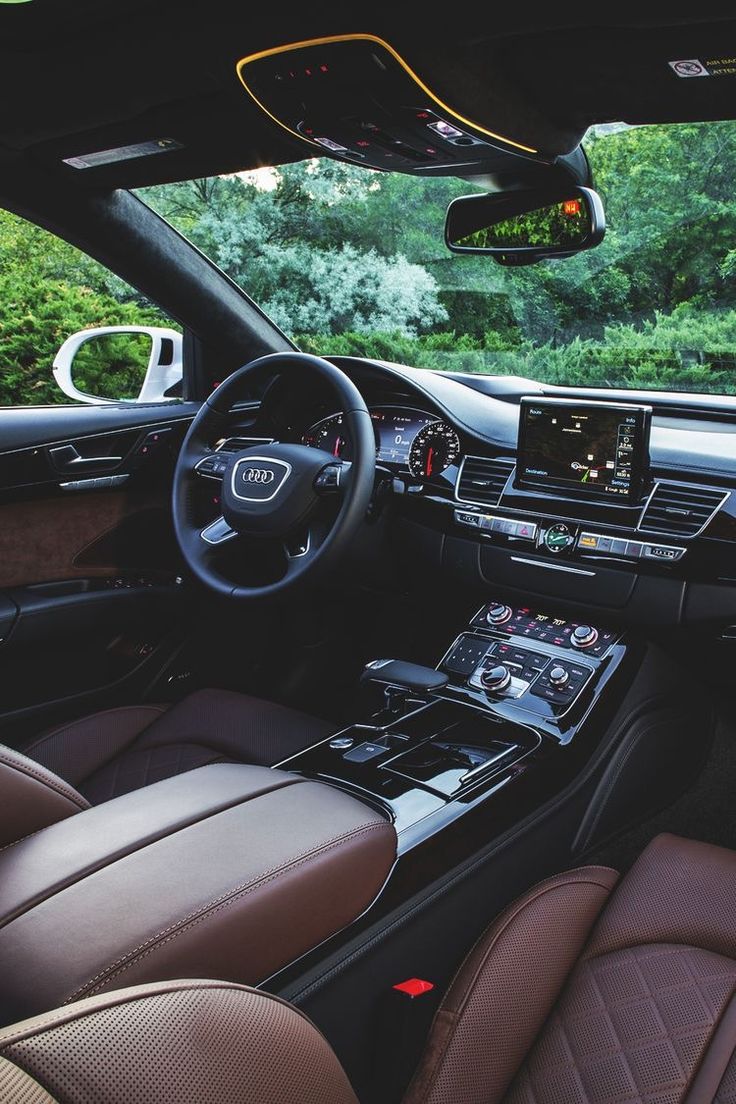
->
left=0, top=833, right=734, bottom=1103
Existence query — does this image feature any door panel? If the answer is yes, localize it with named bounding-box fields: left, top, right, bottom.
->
left=0, top=406, right=196, bottom=740
left=0, top=491, right=178, bottom=589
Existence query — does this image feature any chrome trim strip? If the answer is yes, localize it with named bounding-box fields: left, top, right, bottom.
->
left=201, top=517, right=238, bottom=545
left=510, top=556, right=596, bottom=576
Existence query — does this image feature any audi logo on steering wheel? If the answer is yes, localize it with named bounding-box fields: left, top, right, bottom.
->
left=241, top=467, right=275, bottom=485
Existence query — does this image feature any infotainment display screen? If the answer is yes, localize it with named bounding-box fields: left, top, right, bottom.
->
left=516, top=398, right=651, bottom=504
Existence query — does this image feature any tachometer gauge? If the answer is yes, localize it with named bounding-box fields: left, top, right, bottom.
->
left=302, top=413, right=351, bottom=459
left=408, top=422, right=461, bottom=478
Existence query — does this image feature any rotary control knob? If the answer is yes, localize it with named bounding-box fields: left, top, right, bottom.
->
left=480, top=664, right=511, bottom=692
left=548, top=665, right=569, bottom=687
left=486, top=603, right=513, bottom=626
left=571, top=625, right=599, bottom=649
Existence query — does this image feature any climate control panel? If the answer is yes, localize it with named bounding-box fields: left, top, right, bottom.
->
left=440, top=601, right=622, bottom=727
left=470, top=602, right=618, bottom=657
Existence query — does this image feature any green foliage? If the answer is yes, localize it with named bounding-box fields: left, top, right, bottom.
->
left=4, top=119, right=736, bottom=405
left=453, top=198, right=589, bottom=250
left=0, top=209, right=171, bottom=405
left=72, top=333, right=153, bottom=401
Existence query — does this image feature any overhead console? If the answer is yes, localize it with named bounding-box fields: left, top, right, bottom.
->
left=236, top=34, right=545, bottom=174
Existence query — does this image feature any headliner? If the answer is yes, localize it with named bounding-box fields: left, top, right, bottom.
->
left=2, top=4, right=736, bottom=190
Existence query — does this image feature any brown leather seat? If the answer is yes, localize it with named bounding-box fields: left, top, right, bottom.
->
left=0, top=689, right=331, bottom=845
left=0, top=832, right=734, bottom=1103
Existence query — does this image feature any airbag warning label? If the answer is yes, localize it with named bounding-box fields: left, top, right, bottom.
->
left=669, top=57, right=736, bottom=78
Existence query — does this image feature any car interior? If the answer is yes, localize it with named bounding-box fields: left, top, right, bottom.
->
left=2, top=5, right=736, bottom=1103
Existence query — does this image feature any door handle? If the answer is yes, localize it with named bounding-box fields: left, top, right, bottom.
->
left=49, top=445, right=123, bottom=472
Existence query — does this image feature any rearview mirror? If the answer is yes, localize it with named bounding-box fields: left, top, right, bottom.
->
left=445, top=186, right=605, bottom=263
left=52, top=326, right=183, bottom=405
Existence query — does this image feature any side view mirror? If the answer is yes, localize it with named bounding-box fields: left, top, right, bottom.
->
left=445, top=186, right=605, bottom=263
left=52, top=326, right=183, bottom=405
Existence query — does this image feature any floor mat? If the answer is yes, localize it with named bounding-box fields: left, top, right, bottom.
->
left=587, top=710, right=736, bottom=873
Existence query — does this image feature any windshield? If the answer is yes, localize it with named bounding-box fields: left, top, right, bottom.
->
left=138, top=120, right=736, bottom=395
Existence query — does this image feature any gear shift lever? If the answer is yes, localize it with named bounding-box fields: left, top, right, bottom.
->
left=361, top=659, right=449, bottom=722
left=361, top=659, right=449, bottom=693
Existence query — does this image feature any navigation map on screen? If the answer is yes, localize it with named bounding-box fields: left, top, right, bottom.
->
left=518, top=402, right=646, bottom=501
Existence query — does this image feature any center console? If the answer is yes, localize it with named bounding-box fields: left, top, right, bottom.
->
left=440, top=600, right=623, bottom=743
left=278, top=598, right=628, bottom=852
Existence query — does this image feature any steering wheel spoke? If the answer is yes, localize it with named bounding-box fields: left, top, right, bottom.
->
left=283, top=520, right=329, bottom=571
left=200, top=516, right=238, bottom=545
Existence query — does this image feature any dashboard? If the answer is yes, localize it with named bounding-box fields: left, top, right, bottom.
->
left=281, top=355, right=736, bottom=632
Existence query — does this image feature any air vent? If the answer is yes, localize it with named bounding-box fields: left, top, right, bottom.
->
left=639, top=481, right=729, bottom=538
left=215, top=436, right=273, bottom=453
left=456, top=456, right=514, bottom=508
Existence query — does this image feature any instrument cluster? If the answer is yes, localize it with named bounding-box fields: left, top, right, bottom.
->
left=302, top=405, right=461, bottom=478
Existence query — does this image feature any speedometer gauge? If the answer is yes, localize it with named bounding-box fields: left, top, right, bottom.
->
left=408, top=422, right=461, bottom=478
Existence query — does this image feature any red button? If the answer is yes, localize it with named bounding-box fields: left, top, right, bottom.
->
left=393, top=978, right=435, bottom=998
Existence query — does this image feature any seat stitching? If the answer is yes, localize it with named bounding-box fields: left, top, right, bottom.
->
left=65, top=820, right=390, bottom=1001
left=0, top=753, right=88, bottom=810
left=402, top=873, right=616, bottom=1103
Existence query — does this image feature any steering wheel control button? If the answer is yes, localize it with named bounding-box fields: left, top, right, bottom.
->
left=314, top=463, right=345, bottom=492
left=486, top=603, right=513, bottom=626
left=343, top=741, right=388, bottom=763
left=329, top=736, right=355, bottom=751
left=571, top=625, right=599, bottom=649
left=196, top=455, right=227, bottom=478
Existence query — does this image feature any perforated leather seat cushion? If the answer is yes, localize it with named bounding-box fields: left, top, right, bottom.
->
left=23, top=689, right=332, bottom=803
left=0, top=980, right=360, bottom=1104
left=405, top=834, right=736, bottom=1104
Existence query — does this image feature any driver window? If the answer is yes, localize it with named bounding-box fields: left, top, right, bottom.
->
left=0, top=208, right=182, bottom=407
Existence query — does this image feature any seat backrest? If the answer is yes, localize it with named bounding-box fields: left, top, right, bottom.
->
left=0, top=979, right=359, bottom=1104
left=0, top=744, right=88, bottom=848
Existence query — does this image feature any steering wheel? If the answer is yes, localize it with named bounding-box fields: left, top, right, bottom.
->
left=172, top=353, right=376, bottom=600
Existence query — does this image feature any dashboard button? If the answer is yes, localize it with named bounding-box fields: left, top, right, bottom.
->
left=610, top=538, right=629, bottom=555
left=626, top=541, right=643, bottom=557
left=530, top=684, right=570, bottom=704
left=343, top=742, right=388, bottom=763
left=578, top=533, right=599, bottom=550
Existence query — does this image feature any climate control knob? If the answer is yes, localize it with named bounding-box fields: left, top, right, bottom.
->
left=571, top=625, right=599, bottom=649
left=548, top=665, right=569, bottom=687
left=480, top=664, right=512, bottom=692
left=486, top=603, right=513, bottom=626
